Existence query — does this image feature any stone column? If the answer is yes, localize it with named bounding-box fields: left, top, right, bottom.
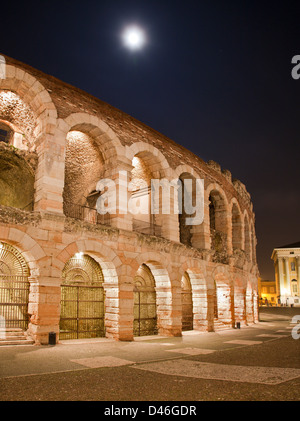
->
left=278, top=257, right=285, bottom=302
left=28, top=278, right=61, bottom=345
left=284, top=257, right=291, bottom=297
left=34, top=133, right=65, bottom=214
left=102, top=161, right=133, bottom=232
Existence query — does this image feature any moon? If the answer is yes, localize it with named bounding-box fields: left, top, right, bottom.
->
left=122, top=25, right=146, bottom=51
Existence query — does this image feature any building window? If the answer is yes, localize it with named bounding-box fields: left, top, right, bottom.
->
left=291, top=261, right=296, bottom=271
left=0, top=127, right=12, bottom=143
left=270, top=287, right=274, bottom=293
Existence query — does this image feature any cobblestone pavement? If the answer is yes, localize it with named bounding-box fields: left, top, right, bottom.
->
left=0, top=311, right=299, bottom=402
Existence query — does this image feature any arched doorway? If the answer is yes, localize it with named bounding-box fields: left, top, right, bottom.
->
left=181, top=272, right=193, bottom=331
left=133, top=264, right=157, bottom=336
left=0, top=242, right=30, bottom=330
left=60, top=253, right=105, bottom=340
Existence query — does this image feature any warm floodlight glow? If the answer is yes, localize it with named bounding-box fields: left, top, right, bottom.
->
left=122, top=25, right=146, bottom=50
left=75, top=252, right=84, bottom=259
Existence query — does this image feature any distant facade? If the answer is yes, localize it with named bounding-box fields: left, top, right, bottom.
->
left=271, top=242, right=300, bottom=307
left=258, top=279, right=278, bottom=306
left=0, top=56, right=259, bottom=344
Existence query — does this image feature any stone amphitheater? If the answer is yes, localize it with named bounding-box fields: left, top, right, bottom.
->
left=0, top=55, right=259, bottom=345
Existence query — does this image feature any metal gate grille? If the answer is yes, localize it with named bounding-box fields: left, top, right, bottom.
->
left=60, top=254, right=105, bottom=340
left=60, top=284, right=105, bottom=340
left=133, top=288, right=157, bottom=336
left=133, top=264, right=157, bottom=337
left=0, top=242, right=30, bottom=331
left=181, top=290, right=193, bottom=331
left=0, top=275, right=30, bottom=329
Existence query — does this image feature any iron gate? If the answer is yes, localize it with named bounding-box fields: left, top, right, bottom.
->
left=133, top=287, right=157, bottom=337
left=60, top=253, right=105, bottom=340
left=181, top=290, right=193, bottom=331
left=0, top=275, right=30, bottom=330
left=60, top=284, right=105, bottom=340
left=0, top=242, right=30, bottom=331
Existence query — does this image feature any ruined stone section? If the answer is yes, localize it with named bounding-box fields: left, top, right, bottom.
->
left=0, top=145, right=35, bottom=210
left=0, top=56, right=259, bottom=344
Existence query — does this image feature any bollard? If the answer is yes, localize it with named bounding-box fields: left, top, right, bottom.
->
left=49, top=332, right=56, bottom=345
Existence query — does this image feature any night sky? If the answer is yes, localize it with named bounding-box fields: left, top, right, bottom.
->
left=1, top=0, right=300, bottom=280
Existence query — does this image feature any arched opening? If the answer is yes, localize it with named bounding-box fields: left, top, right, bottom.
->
left=60, top=253, right=105, bottom=340
left=133, top=264, right=157, bottom=336
left=244, top=214, right=251, bottom=259
left=0, top=92, right=38, bottom=211
left=209, top=189, right=228, bottom=257
left=131, top=155, right=159, bottom=236
left=0, top=121, right=13, bottom=144
left=178, top=173, right=195, bottom=247
left=0, top=146, right=35, bottom=210
left=63, top=130, right=105, bottom=224
left=0, top=91, right=38, bottom=150
left=181, top=272, right=193, bottom=331
left=0, top=241, right=30, bottom=330
left=232, top=202, right=242, bottom=250
left=251, top=223, right=256, bottom=263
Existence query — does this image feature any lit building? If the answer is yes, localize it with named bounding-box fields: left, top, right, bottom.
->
left=271, top=242, right=300, bottom=306
left=258, top=278, right=278, bottom=306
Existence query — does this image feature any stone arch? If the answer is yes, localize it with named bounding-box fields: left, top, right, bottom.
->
left=130, top=152, right=155, bottom=233
left=230, top=198, right=243, bottom=252
left=62, top=114, right=125, bottom=213
left=0, top=64, right=58, bottom=145
left=181, top=272, right=193, bottom=331
left=64, top=113, right=124, bottom=165
left=133, top=252, right=180, bottom=337
left=174, top=165, right=208, bottom=249
left=0, top=226, right=45, bottom=278
left=250, top=220, right=256, bottom=263
left=126, top=142, right=176, bottom=240
left=60, top=252, right=106, bottom=340
left=55, top=239, right=121, bottom=339
left=133, top=263, right=157, bottom=336
left=125, top=142, right=171, bottom=179
left=206, top=183, right=230, bottom=255
left=55, top=240, right=120, bottom=284
left=177, top=172, right=198, bottom=248
left=243, top=210, right=252, bottom=259
left=180, top=259, right=208, bottom=331
left=0, top=240, right=31, bottom=331
left=0, top=227, right=48, bottom=341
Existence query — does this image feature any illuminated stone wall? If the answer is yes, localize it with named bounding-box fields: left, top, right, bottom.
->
left=0, top=56, right=259, bottom=344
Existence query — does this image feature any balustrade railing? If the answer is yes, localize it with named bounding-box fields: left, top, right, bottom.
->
left=132, top=218, right=162, bottom=237
left=64, top=202, right=110, bottom=226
